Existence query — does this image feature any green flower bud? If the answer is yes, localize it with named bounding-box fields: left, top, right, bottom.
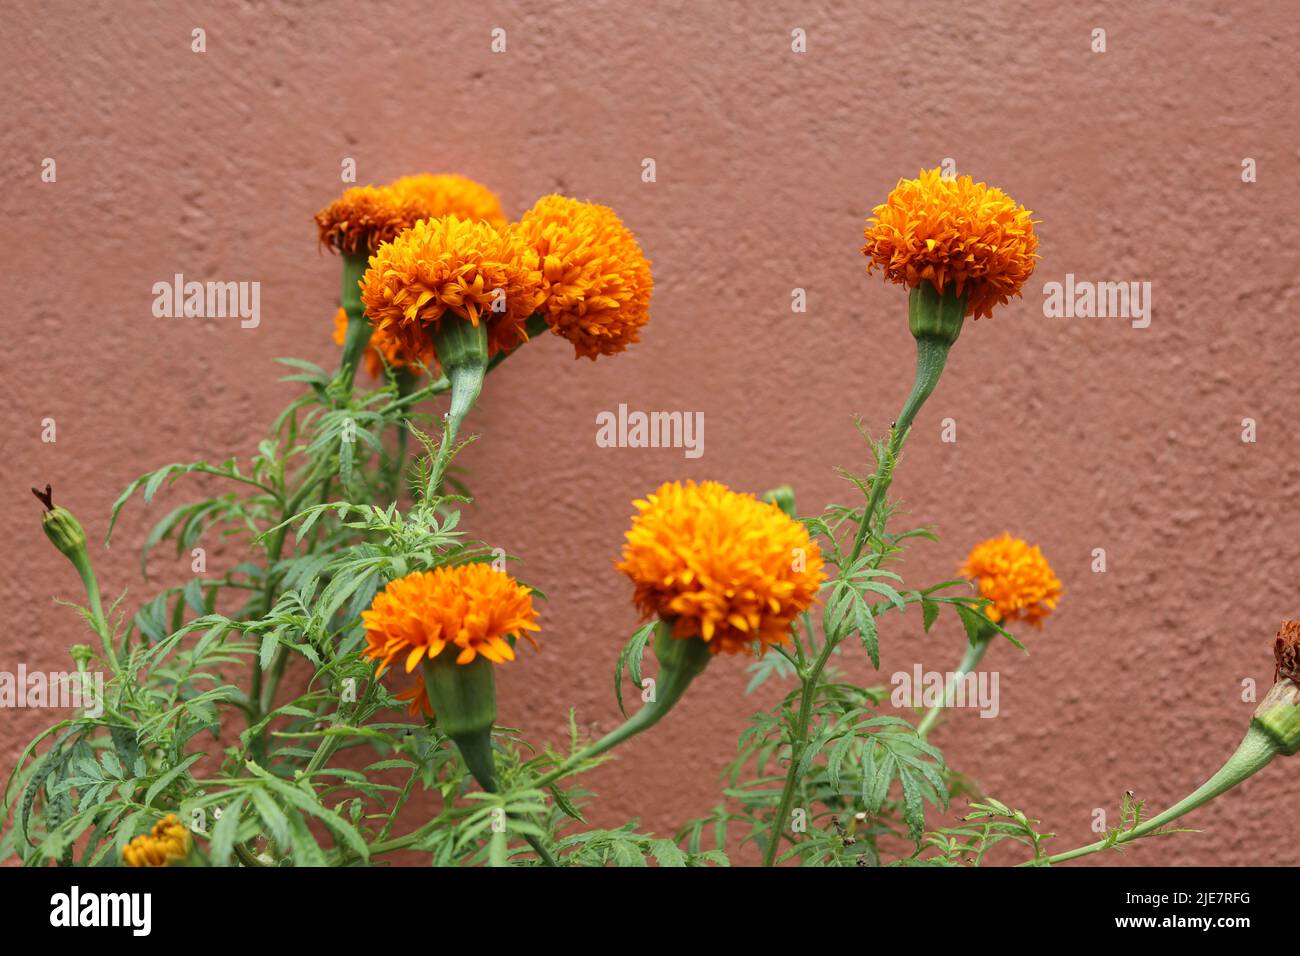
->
left=41, top=506, right=87, bottom=560
left=1252, top=679, right=1300, bottom=756
left=70, top=644, right=94, bottom=672
left=762, top=485, right=797, bottom=517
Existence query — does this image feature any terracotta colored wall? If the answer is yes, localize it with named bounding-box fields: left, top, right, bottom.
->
left=3, top=0, right=1297, bottom=865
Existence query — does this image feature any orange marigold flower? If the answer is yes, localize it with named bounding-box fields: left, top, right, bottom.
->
left=960, top=533, right=1063, bottom=628
left=315, top=175, right=504, bottom=255
left=514, top=195, right=652, bottom=359
left=391, top=174, right=506, bottom=225
left=360, top=216, right=544, bottom=359
left=122, top=814, right=192, bottom=867
left=362, top=563, right=541, bottom=674
left=331, top=307, right=435, bottom=379
left=314, top=184, right=412, bottom=255
left=616, top=480, right=825, bottom=655
left=862, top=168, right=1039, bottom=319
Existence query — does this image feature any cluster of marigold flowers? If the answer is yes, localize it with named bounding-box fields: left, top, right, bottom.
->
left=316, top=173, right=653, bottom=372
left=350, top=166, right=1056, bottom=712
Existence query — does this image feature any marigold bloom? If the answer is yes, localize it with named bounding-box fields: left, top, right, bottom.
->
left=391, top=174, right=506, bottom=226
left=514, top=195, right=652, bottom=359
left=362, top=563, right=541, bottom=673
left=315, top=175, right=505, bottom=256
left=331, top=308, right=434, bottom=378
left=122, top=814, right=192, bottom=867
left=360, top=216, right=543, bottom=359
left=862, top=168, right=1038, bottom=319
left=314, top=185, right=412, bottom=255
left=616, top=480, right=825, bottom=655
left=960, top=533, right=1062, bottom=627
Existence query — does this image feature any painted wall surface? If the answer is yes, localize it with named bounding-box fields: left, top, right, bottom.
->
left=3, top=0, right=1297, bottom=865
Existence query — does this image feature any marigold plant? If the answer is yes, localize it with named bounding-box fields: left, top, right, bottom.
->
left=4, top=167, right=1293, bottom=875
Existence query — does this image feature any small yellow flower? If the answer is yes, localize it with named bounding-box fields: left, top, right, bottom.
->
left=960, top=533, right=1062, bottom=627
left=616, top=480, right=825, bottom=655
left=514, top=195, right=652, bottom=359
left=330, top=308, right=435, bottom=379
left=361, top=563, right=541, bottom=673
left=359, top=216, right=543, bottom=360
left=391, top=174, right=506, bottom=226
left=122, top=814, right=192, bottom=867
left=862, top=168, right=1039, bottom=319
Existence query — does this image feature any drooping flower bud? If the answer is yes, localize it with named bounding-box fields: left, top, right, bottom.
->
left=1253, top=620, right=1300, bottom=756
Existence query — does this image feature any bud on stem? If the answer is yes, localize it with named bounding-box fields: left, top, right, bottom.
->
left=1032, top=621, right=1300, bottom=865
left=34, top=486, right=117, bottom=669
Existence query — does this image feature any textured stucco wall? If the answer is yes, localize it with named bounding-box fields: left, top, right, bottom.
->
left=3, top=0, right=1298, bottom=865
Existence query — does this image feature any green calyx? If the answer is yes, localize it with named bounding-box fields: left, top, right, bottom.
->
left=907, top=282, right=966, bottom=347
left=1251, top=679, right=1300, bottom=756
left=432, top=318, right=489, bottom=443
left=894, top=284, right=967, bottom=439
left=42, top=506, right=87, bottom=560
left=422, top=652, right=499, bottom=791
left=646, top=618, right=713, bottom=720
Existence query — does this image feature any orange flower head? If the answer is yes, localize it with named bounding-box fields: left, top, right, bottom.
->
left=331, top=308, right=435, bottom=379
left=361, top=563, right=541, bottom=675
left=862, top=168, right=1039, bottom=319
left=316, top=174, right=505, bottom=256
left=616, top=480, right=825, bottom=655
left=391, top=174, right=506, bottom=225
left=514, top=195, right=652, bottom=359
left=960, top=533, right=1063, bottom=627
left=359, top=215, right=543, bottom=360
left=122, top=814, right=192, bottom=867
left=314, top=184, right=412, bottom=255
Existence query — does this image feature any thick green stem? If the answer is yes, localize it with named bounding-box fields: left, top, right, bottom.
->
left=337, top=250, right=371, bottom=392
left=916, top=633, right=992, bottom=739
left=766, top=289, right=963, bottom=865
left=531, top=623, right=711, bottom=792
left=1029, top=724, right=1280, bottom=865
left=69, top=548, right=115, bottom=669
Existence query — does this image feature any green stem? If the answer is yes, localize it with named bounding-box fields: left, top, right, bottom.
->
left=531, top=624, right=711, bottom=793
left=763, top=638, right=836, bottom=866
left=1028, top=724, right=1280, bottom=865
left=765, top=290, right=963, bottom=866
left=847, top=335, right=953, bottom=565
left=69, top=549, right=116, bottom=670
left=337, top=250, right=371, bottom=392
left=916, top=634, right=992, bottom=739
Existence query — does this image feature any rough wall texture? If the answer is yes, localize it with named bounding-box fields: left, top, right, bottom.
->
left=3, top=0, right=1297, bottom=865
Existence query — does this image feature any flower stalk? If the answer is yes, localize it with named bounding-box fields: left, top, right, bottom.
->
left=33, top=485, right=116, bottom=669
left=1031, top=624, right=1300, bottom=865
left=532, top=619, right=711, bottom=791
left=916, top=625, right=995, bottom=739
left=337, top=250, right=371, bottom=391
